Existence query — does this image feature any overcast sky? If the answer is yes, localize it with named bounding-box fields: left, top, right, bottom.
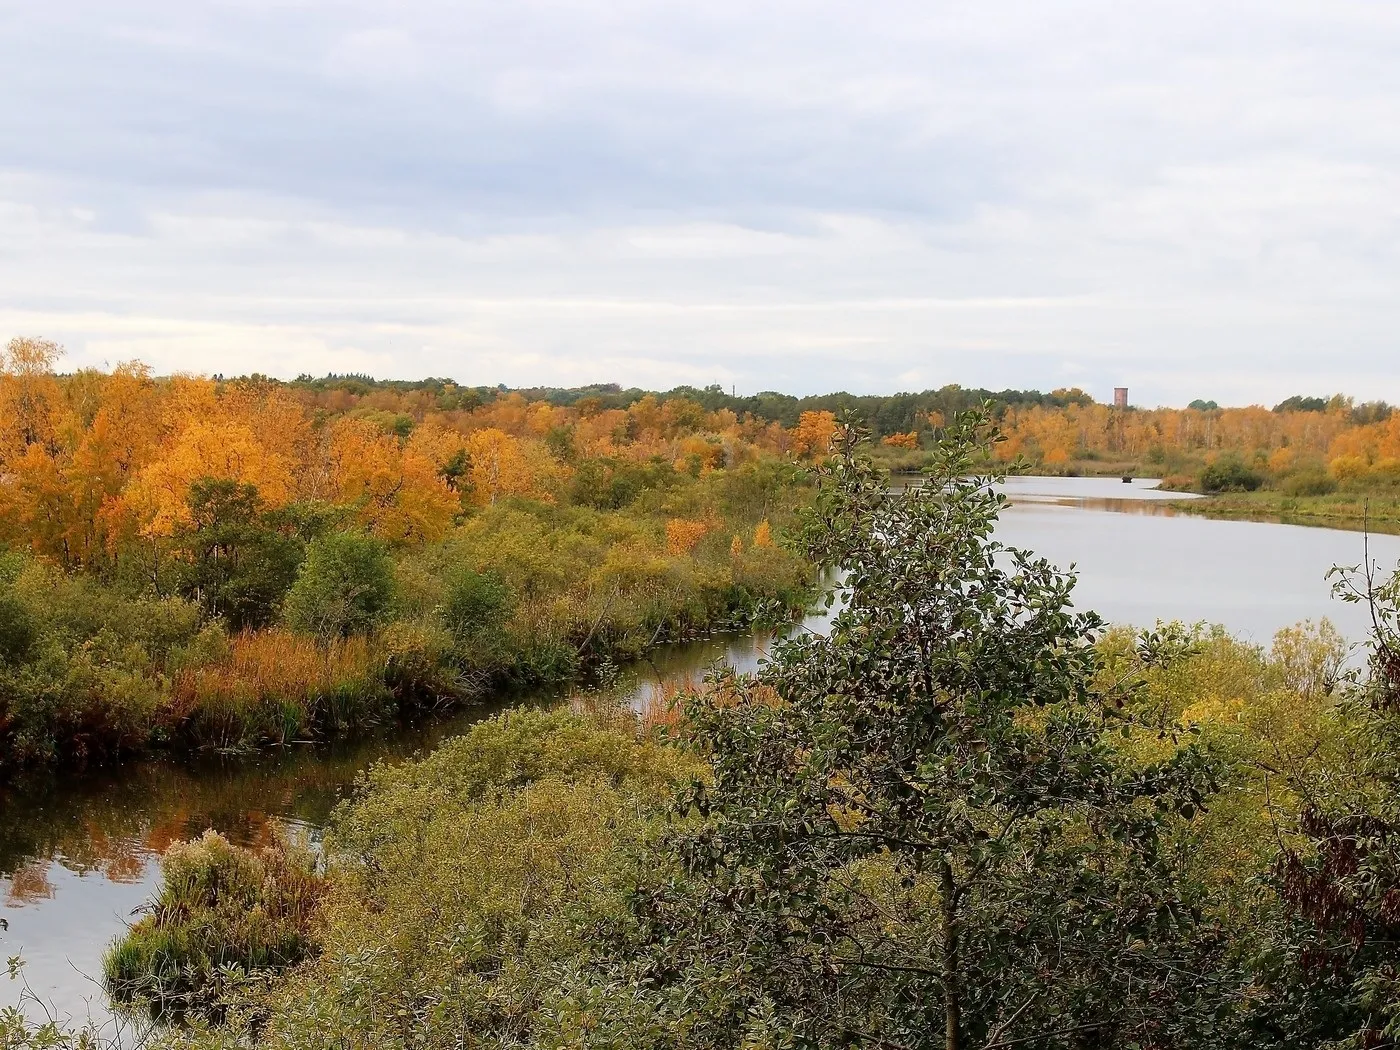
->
left=4, top=1, right=1400, bottom=405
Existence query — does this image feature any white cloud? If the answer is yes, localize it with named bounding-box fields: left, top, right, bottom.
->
left=3, top=1, right=1400, bottom=403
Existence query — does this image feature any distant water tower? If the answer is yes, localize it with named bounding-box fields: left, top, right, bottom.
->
left=1113, top=387, right=1129, bottom=409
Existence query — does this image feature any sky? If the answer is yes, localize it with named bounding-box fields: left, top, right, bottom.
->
left=4, top=1, right=1400, bottom=406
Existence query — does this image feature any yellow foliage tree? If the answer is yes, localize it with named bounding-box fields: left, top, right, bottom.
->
left=326, top=419, right=457, bottom=544
left=881, top=432, right=920, bottom=450
left=791, top=411, right=838, bottom=459
left=125, top=417, right=295, bottom=537
left=462, top=428, right=564, bottom=506
left=0, top=336, right=63, bottom=461
left=666, top=518, right=710, bottom=555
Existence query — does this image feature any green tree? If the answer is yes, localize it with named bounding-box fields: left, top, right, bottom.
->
left=613, top=410, right=1221, bottom=1050
left=441, top=566, right=511, bottom=643
left=283, top=532, right=394, bottom=639
left=174, top=478, right=305, bottom=631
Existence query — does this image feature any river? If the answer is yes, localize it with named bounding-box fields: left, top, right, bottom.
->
left=4, top=476, right=1399, bottom=1029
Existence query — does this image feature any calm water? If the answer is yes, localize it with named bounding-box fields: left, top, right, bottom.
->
left=5, top=477, right=1400, bottom=1027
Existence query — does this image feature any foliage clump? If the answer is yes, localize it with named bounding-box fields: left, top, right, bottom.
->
left=103, top=830, right=324, bottom=1019
left=282, top=533, right=396, bottom=640
left=166, top=709, right=699, bottom=1049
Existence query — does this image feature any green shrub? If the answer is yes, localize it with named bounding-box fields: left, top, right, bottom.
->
left=1281, top=468, right=1337, bottom=496
left=103, top=829, right=324, bottom=1019
left=0, top=589, right=35, bottom=665
left=441, top=567, right=511, bottom=642
left=1201, top=456, right=1264, bottom=493
left=283, top=532, right=395, bottom=639
left=173, top=711, right=699, bottom=1049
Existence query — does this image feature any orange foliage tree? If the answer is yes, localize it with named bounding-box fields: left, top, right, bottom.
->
left=792, top=411, right=838, bottom=459
left=324, top=418, right=458, bottom=543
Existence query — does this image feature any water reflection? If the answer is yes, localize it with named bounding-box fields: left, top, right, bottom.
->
left=0, top=706, right=502, bottom=1025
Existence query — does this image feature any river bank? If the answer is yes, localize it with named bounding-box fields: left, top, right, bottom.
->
left=1169, top=489, right=1400, bottom=535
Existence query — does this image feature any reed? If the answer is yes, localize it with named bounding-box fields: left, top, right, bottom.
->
left=171, top=629, right=390, bottom=749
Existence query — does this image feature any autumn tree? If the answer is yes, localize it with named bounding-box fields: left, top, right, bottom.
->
left=791, top=410, right=838, bottom=459
left=325, top=418, right=457, bottom=543
left=123, top=380, right=301, bottom=539
left=0, top=336, right=63, bottom=457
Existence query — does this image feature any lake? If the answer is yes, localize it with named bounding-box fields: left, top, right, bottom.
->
left=5, top=476, right=1399, bottom=1029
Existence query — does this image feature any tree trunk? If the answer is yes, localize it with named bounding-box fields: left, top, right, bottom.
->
left=941, top=859, right=961, bottom=1050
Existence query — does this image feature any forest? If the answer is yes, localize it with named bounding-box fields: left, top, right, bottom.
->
left=8, top=340, right=1400, bottom=1048
left=0, top=337, right=819, bottom=773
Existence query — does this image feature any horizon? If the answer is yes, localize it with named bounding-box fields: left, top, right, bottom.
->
left=22, top=349, right=1389, bottom=415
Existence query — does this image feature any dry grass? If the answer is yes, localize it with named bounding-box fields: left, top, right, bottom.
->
left=171, top=629, right=389, bottom=748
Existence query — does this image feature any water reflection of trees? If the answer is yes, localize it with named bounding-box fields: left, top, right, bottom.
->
left=0, top=707, right=495, bottom=904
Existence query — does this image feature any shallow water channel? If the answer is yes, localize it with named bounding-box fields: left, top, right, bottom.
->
left=5, top=476, right=1400, bottom=1027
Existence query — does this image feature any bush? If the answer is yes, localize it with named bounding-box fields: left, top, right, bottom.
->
left=1281, top=469, right=1337, bottom=496
left=441, top=567, right=511, bottom=642
left=1201, top=456, right=1264, bottom=493
left=214, top=710, right=698, bottom=1049
left=0, top=589, right=35, bottom=665
left=103, top=829, right=324, bottom=1019
left=283, top=532, right=395, bottom=639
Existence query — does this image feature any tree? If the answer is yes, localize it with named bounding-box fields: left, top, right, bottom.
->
left=327, top=418, right=458, bottom=544
left=791, top=410, right=838, bottom=459
left=283, top=532, right=394, bottom=639
left=125, top=414, right=296, bottom=537
left=0, top=336, right=63, bottom=458
left=174, top=479, right=305, bottom=631
left=613, top=409, right=1221, bottom=1050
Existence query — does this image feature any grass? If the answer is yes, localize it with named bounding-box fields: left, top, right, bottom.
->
left=103, top=829, right=325, bottom=1020
left=1170, top=489, right=1400, bottom=534
left=171, top=630, right=392, bottom=750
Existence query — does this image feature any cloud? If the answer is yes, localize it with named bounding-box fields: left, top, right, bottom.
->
left=4, top=1, right=1400, bottom=404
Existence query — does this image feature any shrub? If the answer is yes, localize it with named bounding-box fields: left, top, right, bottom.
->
left=0, top=588, right=35, bottom=665
left=283, top=532, right=394, bottom=639
left=1201, top=456, right=1264, bottom=493
left=441, top=567, right=511, bottom=642
left=664, top=518, right=709, bottom=555
left=1281, top=469, right=1337, bottom=497
left=193, top=711, right=700, bottom=1048
left=103, top=829, right=324, bottom=1019
left=1330, top=454, right=1369, bottom=483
